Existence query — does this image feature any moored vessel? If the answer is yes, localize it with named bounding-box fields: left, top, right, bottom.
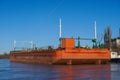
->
left=10, top=38, right=110, bottom=64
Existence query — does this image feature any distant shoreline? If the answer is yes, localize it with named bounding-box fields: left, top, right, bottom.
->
left=0, top=54, right=9, bottom=59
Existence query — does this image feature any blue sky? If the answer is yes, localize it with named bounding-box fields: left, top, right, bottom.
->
left=0, top=0, right=120, bottom=53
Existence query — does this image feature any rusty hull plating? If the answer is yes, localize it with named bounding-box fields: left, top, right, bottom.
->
left=10, top=38, right=110, bottom=65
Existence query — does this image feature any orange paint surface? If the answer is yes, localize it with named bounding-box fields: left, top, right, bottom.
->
left=62, top=38, right=74, bottom=49
left=10, top=38, right=110, bottom=64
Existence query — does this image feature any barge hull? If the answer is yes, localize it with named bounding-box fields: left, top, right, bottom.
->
left=10, top=48, right=110, bottom=65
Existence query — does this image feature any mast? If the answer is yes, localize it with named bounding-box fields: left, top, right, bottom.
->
left=60, top=18, right=62, bottom=38
left=59, top=18, right=62, bottom=48
left=93, top=21, right=97, bottom=48
left=94, top=21, right=97, bottom=39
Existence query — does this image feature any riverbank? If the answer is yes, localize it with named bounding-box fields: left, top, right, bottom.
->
left=0, top=53, right=9, bottom=59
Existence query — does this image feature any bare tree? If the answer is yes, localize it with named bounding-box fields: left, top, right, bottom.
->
left=104, top=26, right=112, bottom=50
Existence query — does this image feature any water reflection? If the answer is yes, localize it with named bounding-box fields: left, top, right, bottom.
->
left=50, top=65, right=111, bottom=80
left=111, top=63, right=120, bottom=80
left=0, top=59, right=111, bottom=80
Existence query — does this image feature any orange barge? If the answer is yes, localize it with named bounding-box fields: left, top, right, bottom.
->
left=10, top=38, right=110, bottom=64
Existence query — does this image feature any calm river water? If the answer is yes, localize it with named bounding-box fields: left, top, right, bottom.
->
left=0, top=59, right=120, bottom=80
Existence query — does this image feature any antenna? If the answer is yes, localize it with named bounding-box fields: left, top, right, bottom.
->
left=94, top=21, right=97, bottom=39
left=60, top=18, right=62, bottom=38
